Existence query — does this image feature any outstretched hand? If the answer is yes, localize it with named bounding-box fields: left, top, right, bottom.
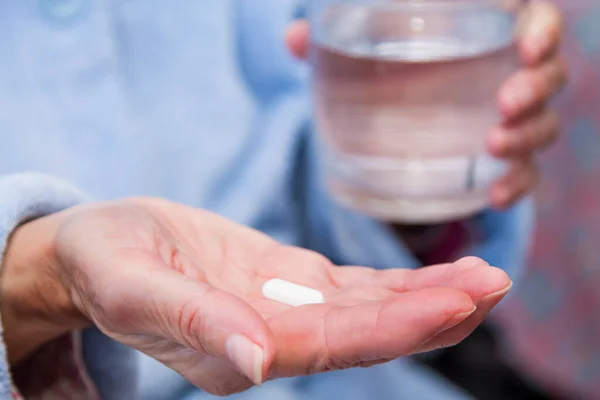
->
left=3, top=198, right=511, bottom=396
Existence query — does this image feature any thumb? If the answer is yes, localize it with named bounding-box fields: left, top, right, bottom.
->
left=98, top=263, right=275, bottom=386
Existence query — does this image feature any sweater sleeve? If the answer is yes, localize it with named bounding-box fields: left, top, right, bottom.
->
left=0, top=173, right=99, bottom=399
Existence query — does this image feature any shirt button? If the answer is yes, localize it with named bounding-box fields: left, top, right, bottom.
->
left=38, top=0, right=89, bottom=24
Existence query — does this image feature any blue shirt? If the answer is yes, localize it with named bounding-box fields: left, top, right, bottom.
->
left=0, top=0, right=533, bottom=399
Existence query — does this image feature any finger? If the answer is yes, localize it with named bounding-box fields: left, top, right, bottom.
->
left=286, top=20, right=309, bottom=60
left=325, top=286, right=395, bottom=306
left=415, top=282, right=512, bottom=353
left=489, top=108, right=559, bottom=157
left=268, top=287, right=475, bottom=377
left=331, top=257, right=483, bottom=290
left=332, top=257, right=512, bottom=304
left=95, top=260, right=275, bottom=387
left=518, top=0, right=563, bottom=65
left=498, top=55, right=567, bottom=119
left=491, top=158, right=540, bottom=208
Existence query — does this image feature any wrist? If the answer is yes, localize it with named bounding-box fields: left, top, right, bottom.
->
left=1, top=212, right=90, bottom=365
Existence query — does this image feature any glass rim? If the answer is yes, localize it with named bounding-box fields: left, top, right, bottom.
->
left=309, top=0, right=525, bottom=12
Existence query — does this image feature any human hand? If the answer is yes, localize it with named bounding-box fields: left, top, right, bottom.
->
left=2, top=198, right=511, bottom=396
left=286, top=0, right=567, bottom=209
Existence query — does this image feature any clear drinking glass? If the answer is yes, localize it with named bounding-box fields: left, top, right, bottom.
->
left=309, top=0, right=524, bottom=223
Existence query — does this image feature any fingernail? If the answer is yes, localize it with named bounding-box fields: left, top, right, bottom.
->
left=482, top=281, right=514, bottom=302
left=437, top=305, right=477, bottom=335
left=225, top=335, right=264, bottom=386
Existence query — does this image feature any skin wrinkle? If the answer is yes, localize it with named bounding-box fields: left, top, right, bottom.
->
left=323, top=306, right=359, bottom=371
left=141, top=201, right=211, bottom=272
left=175, top=289, right=212, bottom=356
left=135, top=202, right=252, bottom=297
left=309, top=306, right=338, bottom=375
left=152, top=296, right=177, bottom=345
left=169, top=246, right=207, bottom=281
left=322, top=255, right=340, bottom=289
left=371, top=300, right=389, bottom=361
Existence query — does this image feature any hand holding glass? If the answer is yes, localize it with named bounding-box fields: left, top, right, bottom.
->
left=309, top=0, right=523, bottom=223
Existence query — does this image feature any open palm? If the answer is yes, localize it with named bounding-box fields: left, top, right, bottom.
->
left=50, top=198, right=511, bottom=396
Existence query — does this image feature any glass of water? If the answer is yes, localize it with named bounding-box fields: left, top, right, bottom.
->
left=309, top=0, right=524, bottom=223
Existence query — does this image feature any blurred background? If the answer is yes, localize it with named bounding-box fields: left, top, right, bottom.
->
left=419, top=1, right=600, bottom=399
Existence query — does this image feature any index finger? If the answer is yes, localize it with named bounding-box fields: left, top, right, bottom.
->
left=331, top=257, right=512, bottom=304
left=518, top=0, right=563, bottom=64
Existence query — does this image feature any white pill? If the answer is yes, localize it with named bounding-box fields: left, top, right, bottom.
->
left=262, top=279, right=325, bottom=307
